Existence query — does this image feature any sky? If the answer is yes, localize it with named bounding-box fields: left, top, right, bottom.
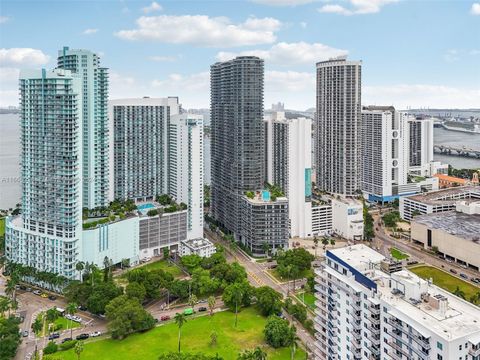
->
left=0, top=0, right=479, bottom=110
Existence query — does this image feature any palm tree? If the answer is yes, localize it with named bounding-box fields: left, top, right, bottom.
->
left=238, top=347, right=267, bottom=360
left=0, top=296, right=11, bottom=318
left=75, top=262, right=85, bottom=282
left=287, top=330, right=299, bottom=360
left=5, top=271, right=20, bottom=304
left=188, top=294, right=198, bottom=312
left=46, top=308, right=59, bottom=334
left=31, top=317, right=42, bottom=335
left=453, top=286, right=466, bottom=300
left=74, top=341, right=84, bottom=360
left=208, top=296, right=216, bottom=317
left=231, top=284, right=244, bottom=328
left=330, top=238, right=336, bottom=247
left=321, top=237, right=329, bottom=250
left=313, top=236, right=319, bottom=257
left=174, top=313, right=187, bottom=353
left=89, top=263, right=99, bottom=286
left=66, top=302, right=78, bottom=338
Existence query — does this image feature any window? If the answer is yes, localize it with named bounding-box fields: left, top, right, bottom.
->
left=437, top=355, right=442, bottom=360
left=459, top=345, right=462, bottom=351
left=437, top=342, right=443, bottom=351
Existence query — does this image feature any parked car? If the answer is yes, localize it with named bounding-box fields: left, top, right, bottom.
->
left=90, top=331, right=101, bottom=337
left=22, top=330, right=29, bottom=337
left=72, top=316, right=82, bottom=323
left=160, top=315, right=171, bottom=321
left=26, top=287, right=32, bottom=292
left=473, top=278, right=480, bottom=284
left=461, top=264, right=468, bottom=269
left=76, top=333, right=89, bottom=340
left=78, top=305, right=87, bottom=311
left=142, top=257, right=152, bottom=263
left=460, top=273, right=468, bottom=279
left=48, top=333, right=60, bottom=340
left=450, top=269, right=457, bottom=274
left=48, top=295, right=57, bottom=301
left=198, top=307, right=207, bottom=312
left=19, top=285, right=27, bottom=290
left=33, top=290, right=42, bottom=296
left=40, top=293, right=48, bottom=298
left=62, top=338, right=73, bottom=343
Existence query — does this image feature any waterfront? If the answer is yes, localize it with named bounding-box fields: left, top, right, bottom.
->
left=0, top=115, right=479, bottom=209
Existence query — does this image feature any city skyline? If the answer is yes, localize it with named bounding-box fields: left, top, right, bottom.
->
left=1, top=0, right=479, bottom=110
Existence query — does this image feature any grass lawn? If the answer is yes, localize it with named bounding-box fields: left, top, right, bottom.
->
left=44, top=308, right=305, bottom=360
left=0, top=217, right=5, bottom=237
left=36, top=314, right=80, bottom=337
left=296, top=291, right=316, bottom=310
left=268, top=268, right=314, bottom=283
left=119, top=260, right=184, bottom=279
left=390, top=247, right=409, bottom=260
left=409, top=265, right=480, bottom=303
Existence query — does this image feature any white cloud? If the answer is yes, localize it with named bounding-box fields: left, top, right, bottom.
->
left=364, top=84, right=480, bottom=109
left=0, top=48, right=50, bottom=67
left=444, top=49, right=459, bottom=63
left=142, top=1, right=163, bottom=13
left=471, top=3, right=480, bottom=15
left=300, top=21, right=307, bottom=28
left=266, top=70, right=314, bottom=91
left=216, top=41, right=348, bottom=65
left=149, top=55, right=178, bottom=62
left=319, top=0, right=398, bottom=15
left=0, top=16, right=10, bottom=24
left=83, top=28, right=99, bottom=35
left=251, top=0, right=316, bottom=6
left=151, top=71, right=209, bottom=92
left=115, top=15, right=281, bottom=47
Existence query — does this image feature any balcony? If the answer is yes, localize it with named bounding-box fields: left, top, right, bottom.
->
left=469, top=346, right=480, bottom=357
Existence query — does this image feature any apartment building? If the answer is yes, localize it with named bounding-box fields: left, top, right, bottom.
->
left=316, top=56, right=362, bottom=196
left=314, top=244, right=480, bottom=360
left=265, top=111, right=313, bottom=238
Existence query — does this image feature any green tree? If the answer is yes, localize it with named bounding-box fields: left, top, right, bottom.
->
left=222, top=281, right=253, bottom=327
left=105, top=295, right=155, bottom=339
left=46, top=308, right=60, bottom=334
left=188, top=294, right=198, bottom=312
left=163, top=248, right=170, bottom=260
left=313, top=236, right=319, bottom=257
left=66, top=302, right=78, bottom=339
left=175, top=313, right=187, bottom=353
left=453, top=286, right=466, bottom=300
left=43, top=341, right=58, bottom=355
left=74, top=341, right=84, bottom=360
left=210, top=330, right=217, bottom=347
left=0, top=316, right=21, bottom=359
left=207, top=296, right=216, bottom=317
left=75, top=262, right=85, bottom=282
left=255, top=286, right=282, bottom=316
left=321, top=237, right=329, bottom=250
left=126, top=282, right=147, bottom=303
left=237, top=347, right=267, bottom=360
left=0, top=296, right=11, bottom=318
left=180, top=255, right=203, bottom=274
left=263, top=316, right=296, bottom=349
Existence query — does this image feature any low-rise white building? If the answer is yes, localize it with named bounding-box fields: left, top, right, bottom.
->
left=311, top=202, right=333, bottom=236
left=314, top=244, right=480, bottom=360
left=331, top=197, right=363, bottom=241
left=180, top=238, right=216, bottom=258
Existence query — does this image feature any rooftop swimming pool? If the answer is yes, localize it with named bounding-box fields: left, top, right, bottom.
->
left=137, top=202, right=156, bottom=215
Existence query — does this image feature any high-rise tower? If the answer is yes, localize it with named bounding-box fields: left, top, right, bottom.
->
left=315, top=56, right=362, bottom=196
left=57, top=46, right=109, bottom=209
left=210, top=56, right=265, bottom=236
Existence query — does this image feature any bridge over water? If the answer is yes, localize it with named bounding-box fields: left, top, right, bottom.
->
left=433, top=145, right=480, bottom=158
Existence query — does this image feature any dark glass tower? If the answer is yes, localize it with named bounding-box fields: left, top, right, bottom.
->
left=210, top=56, right=265, bottom=236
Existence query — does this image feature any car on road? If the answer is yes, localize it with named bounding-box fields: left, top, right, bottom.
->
left=90, top=331, right=101, bottom=337
left=472, top=278, right=480, bottom=284
left=460, top=273, right=468, bottom=279
left=48, top=295, right=57, bottom=301
left=76, top=333, right=89, bottom=340
left=62, top=338, right=73, bottom=343
left=183, top=308, right=194, bottom=315
left=22, top=330, right=29, bottom=337
left=19, top=285, right=27, bottom=290
left=48, top=333, right=60, bottom=340
left=40, top=293, right=48, bottom=298
left=450, top=269, right=457, bottom=274
left=33, top=290, right=42, bottom=296
left=26, top=287, right=32, bottom=292
left=160, top=315, right=171, bottom=321
left=78, top=305, right=87, bottom=311
left=198, top=307, right=207, bottom=312
left=141, top=257, right=152, bottom=263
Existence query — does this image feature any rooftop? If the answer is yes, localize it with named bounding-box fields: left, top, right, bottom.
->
left=433, top=174, right=468, bottom=183
left=404, top=186, right=480, bottom=205
left=412, top=211, right=480, bottom=242
left=327, top=244, right=385, bottom=272
left=181, top=238, right=215, bottom=249
left=376, top=270, right=480, bottom=341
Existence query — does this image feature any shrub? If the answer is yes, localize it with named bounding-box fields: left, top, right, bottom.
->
left=147, top=209, right=159, bottom=216
left=43, top=341, right=58, bottom=355
left=59, top=340, right=77, bottom=351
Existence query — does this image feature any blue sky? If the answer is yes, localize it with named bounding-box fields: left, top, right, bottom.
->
left=0, top=0, right=479, bottom=109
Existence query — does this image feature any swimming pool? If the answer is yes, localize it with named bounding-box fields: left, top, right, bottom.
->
left=137, top=203, right=156, bottom=214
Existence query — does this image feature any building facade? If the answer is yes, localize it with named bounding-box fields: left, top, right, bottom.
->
left=180, top=238, right=216, bottom=258
left=361, top=106, right=409, bottom=203
left=5, top=69, right=84, bottom=279
left=210, top=56, right=265, bottom=237
left=316, top=56, right=362, bottom=196
left=57, top=46, right=109, bottom=209
left=239, top=192, right=289, bottom=256
left=314, top=245, right=480, bottom=360
left=109, top=97, right=180, bottom=202
left=169, top=114, right=204, bottom=239
left=331, top=197, right=364, bottom=241
left=265, top=112, right=313, bottom=238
